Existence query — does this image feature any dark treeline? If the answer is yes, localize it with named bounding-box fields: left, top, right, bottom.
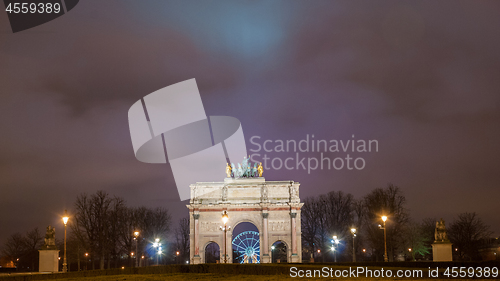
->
left=1, top=190, right=191, bottom=271
left=1, top=186, right=495, bottom=271
left=301, top=184, right=494, bottom=262
left=71, top=190, right=172, bottom=270
left=0, top=228, right=43, bottom=271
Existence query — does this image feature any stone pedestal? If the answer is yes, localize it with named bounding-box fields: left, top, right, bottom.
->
left=290, top=253, right=301, bottom=263
left=193, top=255, right=201, bottom=264
left=432, top=242, right=453, bottom=261
left=39, top=249, right=59, bottom=272
left=261, top=254, right=271, bottom=263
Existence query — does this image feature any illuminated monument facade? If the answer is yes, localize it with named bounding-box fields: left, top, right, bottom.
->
left=187, top=161, right=303, bottom=264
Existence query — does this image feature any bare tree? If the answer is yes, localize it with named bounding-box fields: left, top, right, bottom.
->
left=23, top=228, right=43, bottom=271
left=138, top=207, right=171, bottom=242
left=106, top=196, right=127, bottom=268
left=301, top=191, right=355, bottom=262
left=323, top=191, right=354, bottom=259
left=1, top=233, right=25, bottom=270
left=72, top=191, right=123, bottom=269
left=315, top=194, right=329, bottom=261
left=175, top=217, right=190, bottom=263
left=448, top=212, right=492, bottom=261
left=1, top=228, right=43, bottom=271
left=118, top=206, right=171, bottom=266
left=324, top=191, right=354, bottom=239
left=363, top=184, right=409, bottom=261
left=301, top=197, right=320, bottom=260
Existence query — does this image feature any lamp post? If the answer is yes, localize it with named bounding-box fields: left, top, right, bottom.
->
left=222, top=211, right=229, bottom=263
left=381, top=216, right=388, bottom=262
left=271, top=245, right=275, bottom=263
left=351, top=228, right=356, bottom=262
left=153, top=238, right=160, bottom=265
left=133, top=231, right=139, bottom=267
left=332, top=236, right=340, bottom=262
left=158, top=246, right=162, bottom=264
left=62, top=210, right=69, bottom=273
left=84, top=253, right=88, bottom=270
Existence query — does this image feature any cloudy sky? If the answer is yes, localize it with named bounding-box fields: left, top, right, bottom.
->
left=1, top=0, right=499, bottom=246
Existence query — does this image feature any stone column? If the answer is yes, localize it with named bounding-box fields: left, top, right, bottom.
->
left=193, top=213, right=201, bottom=264
left=261, top=212, right=270, bottom=263
left=290, top=212, right=299, bottom=262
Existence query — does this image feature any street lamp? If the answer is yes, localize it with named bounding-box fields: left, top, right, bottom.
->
left=331, top=244, right=335, bottom=262
left=351, top=228, right=356, bottom=262
left=381, top=216, right=388, bottom=262
left=62, top=210, right=69, bottom=273
left=222, top=211, right=229, bottom=263
left=153, top=238, right=160, bottom=265
left=332, top=235, right=340, bottom=262
left=133, top=231, right=139, bottom=267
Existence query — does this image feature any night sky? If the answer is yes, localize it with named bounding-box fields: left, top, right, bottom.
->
left=1, top=0, right=499, bottom=246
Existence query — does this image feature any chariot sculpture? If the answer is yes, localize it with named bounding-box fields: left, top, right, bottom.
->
left=226, top=156, right=263, bottom=178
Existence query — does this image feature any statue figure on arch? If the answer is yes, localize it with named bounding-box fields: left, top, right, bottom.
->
left=226, top=163, right=232, bottom=178
left=257, top=162, right=263, bottom=177
left=252, top=163, right=258, bottom=177
left=237, top=163, right=243, bottom=178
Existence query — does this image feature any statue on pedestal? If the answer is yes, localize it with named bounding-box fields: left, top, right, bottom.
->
left=43, top=226, right=57, bottom=249
left=432, top=218, right=452, bottom=261
left=434, top=218, right=449, bottom=242
left=39, top=225, right=59, bottom=272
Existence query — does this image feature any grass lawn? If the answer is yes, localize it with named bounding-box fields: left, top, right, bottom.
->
left=46, top=273, right=285, bottom=281
left=2, top=263, right=497, bottom=280
left=33, top=272, right=493, bottom=281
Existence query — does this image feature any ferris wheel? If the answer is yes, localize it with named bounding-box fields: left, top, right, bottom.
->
left=232, top=231, right=260, bottom=263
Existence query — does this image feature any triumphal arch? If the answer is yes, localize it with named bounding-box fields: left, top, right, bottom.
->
left=187, top=158, right=303, bottom=264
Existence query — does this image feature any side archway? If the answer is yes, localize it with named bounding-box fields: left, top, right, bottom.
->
left=271, top=240, right=289, bottom=263
left=204, top=241, right=220, bottom=263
